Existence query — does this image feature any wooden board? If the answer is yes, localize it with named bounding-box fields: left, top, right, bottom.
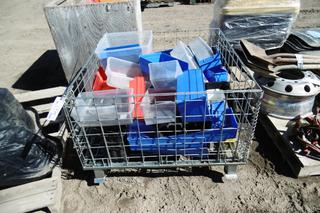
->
left=0, top=167, right=62, bottom=213
left=259, top=113, right=320, bottom=177
left=44, top=0, right=142, bottom=81
left=14, top=86, right=66, bottom=119
left=14, top=86, right=66, bottom=103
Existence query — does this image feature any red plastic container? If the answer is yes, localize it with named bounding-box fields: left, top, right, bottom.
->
left=130, top=76, right=146, bottom=119
left=92, top=66, right=115, bottom=91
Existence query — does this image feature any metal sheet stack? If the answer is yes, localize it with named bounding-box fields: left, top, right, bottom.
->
left=212, top=0, right=300, bottom=50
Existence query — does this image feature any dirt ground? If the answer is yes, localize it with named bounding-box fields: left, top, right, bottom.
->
left=0, top=0, right=320, bottom=212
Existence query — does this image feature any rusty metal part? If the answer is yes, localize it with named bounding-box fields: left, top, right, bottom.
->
left=290, top=115, right=320, bottom=160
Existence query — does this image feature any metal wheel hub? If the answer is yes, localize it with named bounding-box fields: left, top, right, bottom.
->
left=256, top=70, right=320, bottom=119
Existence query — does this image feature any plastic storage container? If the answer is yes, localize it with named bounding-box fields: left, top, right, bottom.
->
left=176, top=69, right=209, bottom=122
left=70, top=89, right=134, bottom=126
left=170, top=41, right=199, bottom=69
left=149, top=60, right=183, bottom=91
left=106, top=57, right=142, bottom=89
left=203, top=65, right=229, bottom=82
left=95, top=30, right=153, bottom=65
left=141, top=89, right=176, bottom=125
left=208, top=90, right=227, bottom=127
left=92, top=66, right=115, bottom=91
left=139, top=52, right=188, bottom=75
left=130, top=76, right=146, bottom=119
left=127, top=108, right=238, bottom=154
left=188, top=37, right=214, bottom=66
left=188, top=37, right=229, bottom=82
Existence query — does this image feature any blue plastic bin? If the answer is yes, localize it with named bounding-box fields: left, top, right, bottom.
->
left=127, top=108, right=238, bottom=154
left=176, top=69, right=209, bottom=123
left=198, top=52, right=229, bottom=82
left=95, top=30, right=153, bottom=66
left=97, top=44, right=142, bottom=67
left=139, top=52, right=188, bottom=76
left=203, top=66, right=229, bottom=82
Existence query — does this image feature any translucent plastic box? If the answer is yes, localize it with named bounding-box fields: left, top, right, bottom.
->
left=149, top=60, right=183, bottom=91
left=141, top=89, right=176, bottom=125
left=106, top=57, right=142, bottom=89
left=70, top=89, right=134, bottom=126
left=139, top=52, right=188, bottom=76
left=95, top=30, right=153, bottom=65
left=170, top=41, right=199, bottom=69
left=188, top=37, right=214, bottom=66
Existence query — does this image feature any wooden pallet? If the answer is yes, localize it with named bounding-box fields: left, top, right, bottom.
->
left=0, top=87, right=68, bottom=212
left=259, top=113, right=320, bottom=177
left=0, top=167, right=62, bottom=213
left=14, top=86, right=67, bottom=134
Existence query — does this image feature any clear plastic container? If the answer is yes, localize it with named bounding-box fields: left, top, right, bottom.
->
left=139, top=52, right=189, bottom=76
left=70, top=89, right=134, bottom=126
left=106, top=57, right=141, bottom=89
left=170, top=41, right=199, bottom=69
left=148, top=60, right=183, bottom=91
left=188, top=37, right=214, bottom=65
left=141, top=90, right=176, bottom=125
left=95, top=30, right=153, bottom=64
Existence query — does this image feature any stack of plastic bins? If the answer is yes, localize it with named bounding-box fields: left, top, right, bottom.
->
left=139, top=52, right=188, bottom=76
left=149, top=60, right=183, bottom=91
left=127, top=120, right=206, bottom=155
left=140, top=89, right=176, bottom=125
left=127, top=110, right=238, bottom=155
left=70, top=89, right=134, bottom=126
left=176, top=69, right=210, bottom=123
left=188, top=37, right=228, bottom=82
left=95, top=31, right=153, bottom=68
left=170, top=41, right=199, bottom=69
left=130, top=76, right=146, bottom=119
left=106, top=57, right=142, bottom=89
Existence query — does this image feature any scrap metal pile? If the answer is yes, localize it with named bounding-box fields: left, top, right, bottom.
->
left=239, top=28, right=320, bottom=160
left=289, top=113, right=320, bottom=160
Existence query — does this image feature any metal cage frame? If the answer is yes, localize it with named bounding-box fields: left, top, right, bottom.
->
left=63, top=29, right=263, bottom=179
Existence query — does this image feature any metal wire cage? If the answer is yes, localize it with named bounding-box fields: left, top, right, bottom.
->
left=63, top=29, right=263, bottom=171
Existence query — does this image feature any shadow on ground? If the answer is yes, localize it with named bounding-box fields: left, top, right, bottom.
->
left=62, top=138, right=224, bottom=186
left=254, top=121, right=295, bottom=178
left=12, top=50, right=68, bottom=91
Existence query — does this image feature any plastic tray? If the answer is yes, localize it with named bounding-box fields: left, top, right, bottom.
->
left=127, top=108, right=238, bottom=154
left=95, top=31, right=153, bottom=65
left=70, top=89, right=134, bottom=126
left=176, top=69, right=209, bottom=122
left=149, top=60, right=183, bottom=91
left=188, top=37, right=214, bottom=66
left=203, top=66, right=229, bottom=82
left=130, top=76, right=146, bottom=119
left=141, top=89, right=176, bottom=125
left=92, top=66, right=115, bottom=91
left=139, top=52, right=188, bottom=76
left=106, top=57, right=141, bottom=89
left=170, top=41, right=199, bottom=69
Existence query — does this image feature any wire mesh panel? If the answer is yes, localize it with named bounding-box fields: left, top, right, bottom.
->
left=64, top=29, right=263, bottom=170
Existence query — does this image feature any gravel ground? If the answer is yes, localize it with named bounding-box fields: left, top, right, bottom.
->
left=0, top=0, right=319, bottom=212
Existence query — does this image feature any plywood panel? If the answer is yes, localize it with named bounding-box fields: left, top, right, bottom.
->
left=44, top=0, right=142, bottom=81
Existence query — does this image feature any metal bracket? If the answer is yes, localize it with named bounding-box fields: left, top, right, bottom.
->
left=223, top=165, right=238, bottom=180
left=93, top=170, right=106, bottom=185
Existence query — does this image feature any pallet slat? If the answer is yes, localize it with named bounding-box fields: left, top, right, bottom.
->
left=14, top=87, right=66, bottom=103
left=259, top=113, right=320, bottom=177
left=0, top=168, right=62, bottom=213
